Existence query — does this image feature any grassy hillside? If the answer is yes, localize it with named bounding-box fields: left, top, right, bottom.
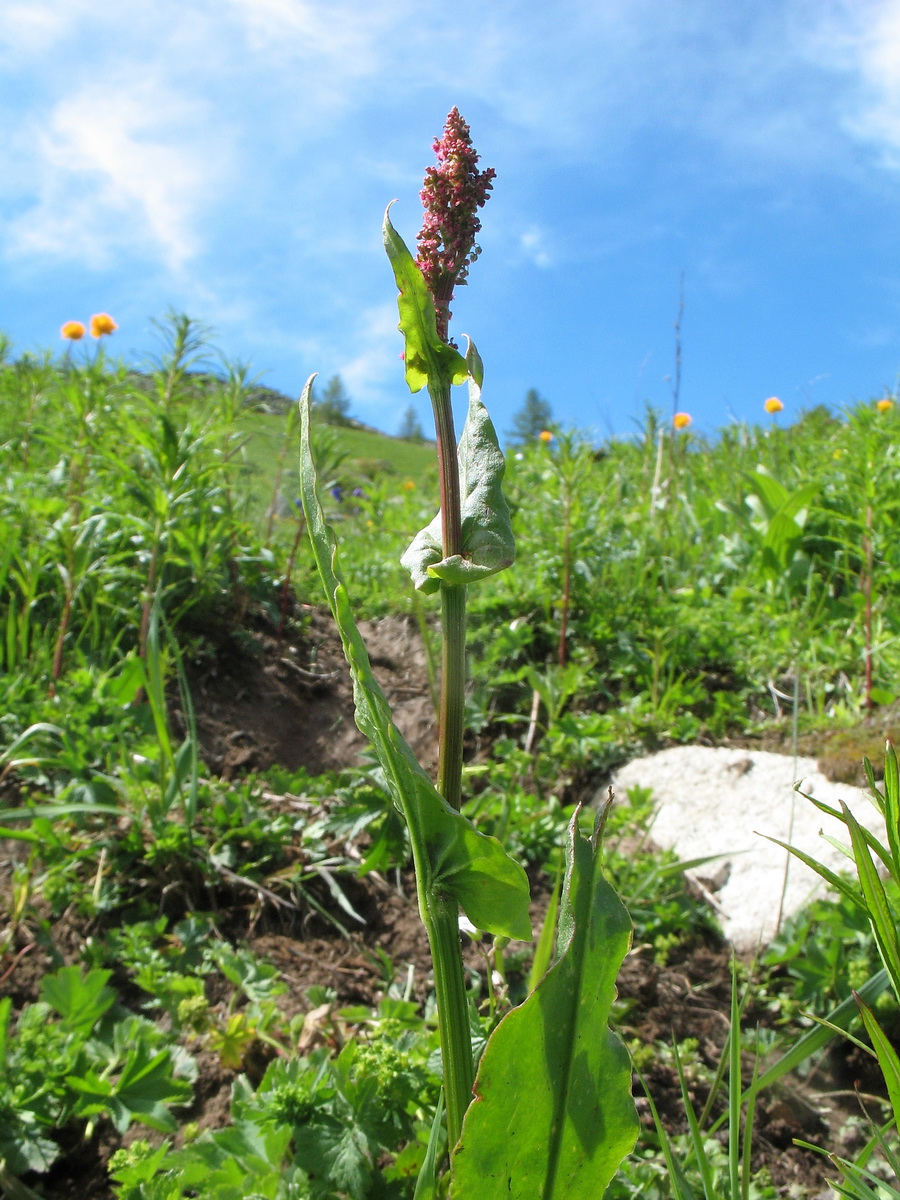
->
left=2, top=322, right=900, bottom=1198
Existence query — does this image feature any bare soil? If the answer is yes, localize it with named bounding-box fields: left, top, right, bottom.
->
left=182, top=608, right=438, bottom=779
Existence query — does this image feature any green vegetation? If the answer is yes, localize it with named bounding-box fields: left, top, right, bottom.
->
left=6, top=103, right=899, bottom=1195
left=1, top=305, right=900, bottom=1195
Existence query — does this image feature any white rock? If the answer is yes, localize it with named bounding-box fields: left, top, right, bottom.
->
left=611, top=746, right=883, bottom=950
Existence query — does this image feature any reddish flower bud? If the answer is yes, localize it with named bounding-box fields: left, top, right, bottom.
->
left=415, top=108, right=495, bottom=342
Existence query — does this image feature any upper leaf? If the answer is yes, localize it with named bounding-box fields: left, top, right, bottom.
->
left=402, top=349, right=515, bottom=594
left=383, top=205, right=467, bottom=393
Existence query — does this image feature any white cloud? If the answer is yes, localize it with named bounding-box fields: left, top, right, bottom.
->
left=336, top=301, right=405, bottom=414
left=220, top=0, right=417, bottom=94
left=5, top=76, right=218, bottom=271
left=518, top=228, right=553, bottom=269
left=224, top=0, right=367, bottom=54
left=0, top=1, right=86, bottom=58
left=835, top=0, right=900, bottom=164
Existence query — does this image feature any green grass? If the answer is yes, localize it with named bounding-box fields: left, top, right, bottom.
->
left=240, top=409, right=435, bottom=487
left=2, top=319, right=900, bottom=1198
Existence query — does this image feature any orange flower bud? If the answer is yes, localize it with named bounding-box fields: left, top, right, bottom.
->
left=61, top=320, right=85, bottom=340
left=673, top=412, right=691, bottom=430
left=538, top=430, right=553, bottom=443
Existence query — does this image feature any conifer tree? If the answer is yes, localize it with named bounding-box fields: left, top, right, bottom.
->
left=398, top=405, right=425, bottom=441
left=314, top=375, right=352, bottom=425
left=508, top=388, right=553, bottom=444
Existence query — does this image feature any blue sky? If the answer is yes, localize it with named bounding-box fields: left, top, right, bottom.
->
left=4, top=0, right=900, bottom=443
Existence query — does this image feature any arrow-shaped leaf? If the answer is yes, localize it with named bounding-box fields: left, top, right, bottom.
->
left=449, top=808, right=638, bottom=1198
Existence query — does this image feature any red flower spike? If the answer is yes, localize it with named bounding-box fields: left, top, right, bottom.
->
left=415, top=107, right=495, bottom=343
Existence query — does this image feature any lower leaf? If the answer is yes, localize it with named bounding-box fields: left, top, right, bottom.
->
left=449, top=808, right=639, bottom=1199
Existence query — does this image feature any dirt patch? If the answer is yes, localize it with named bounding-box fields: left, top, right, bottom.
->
left=181, top=608, right=438, bottom=779
left=618, top=942, right=865, bottom=1197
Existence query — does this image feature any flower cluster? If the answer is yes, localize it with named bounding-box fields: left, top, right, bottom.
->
left=415, top=107, right=495, bottom=342
left=61, top=313, right=118, bottom=341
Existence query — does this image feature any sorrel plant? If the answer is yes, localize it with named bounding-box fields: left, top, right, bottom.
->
left=298, top=110, right=638, bottom=1195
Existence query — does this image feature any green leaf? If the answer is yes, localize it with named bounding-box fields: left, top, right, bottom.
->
left=69, top=1045, right=192, bottom=1133
left=842, top=799, right=900, bottom=999
left=748, top=968, right=889, bottom=1099
left=634, top=1065, right=700, bottom=1200
left=761, top=511, right=805, bottom=575
left=798, top=787, right=894, bottom=875
left=413, top=1091, right=445, bottom=1200
left=760, top=833, right=866, bottom=912
left=402, top=348, right=515, bottom=594
left=744, top=471, right=820, bottom=578
left=108, top=1140, right=173, bottom=1189
left=172, top=1117, right=293, bottom=1193
left=745, top=468, right=818, bottom=522
left=105, top=653, right=146, bottom=705
left=40, top=966, right=116, bottom=1037
left=879, top=742, right=900, bottom=887
left=0, top=825, right=39, bottom=842
left=294, top=1116, right=371, bottom=1198
left=298, top=381, right=530, bottom=941
left=671, top=1040, right=716, bottom=1200
left=527, top=867, right=562, bottom=995
left=0, top=996, right=10, bottom=1064
left=449, top=808, right=639, bottom=1198
left=0, top=1119, right=60, bottom=1175
left=383, top=204, right=467, bottom=393
left=0, top=802, right=123, bottom=823
left=855, top=994, right=900, bottom=1128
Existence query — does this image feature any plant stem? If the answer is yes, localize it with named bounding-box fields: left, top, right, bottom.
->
left=428, top=375, right=466, bottom=812
left=424, top=893, right=475, bottom=1148
left=425, top=370, right=474, bottom=1146
left=430, top=379, right=462, bottom=557
left=439, top=583, right=466, bottom=811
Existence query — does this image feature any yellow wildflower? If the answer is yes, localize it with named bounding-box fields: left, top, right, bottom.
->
left=402, top=480, right=415, bottom=492
left=61, top=320, right=85, bottom=340
left=876, top=397, right=894, bottom=413
left=673, top=412, right=691, bottom=430
left=764, top=396, right=783, bottom=414
left=538, top=430, right=554, bottom=443
left=90, top=312, right=118, bottom=338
